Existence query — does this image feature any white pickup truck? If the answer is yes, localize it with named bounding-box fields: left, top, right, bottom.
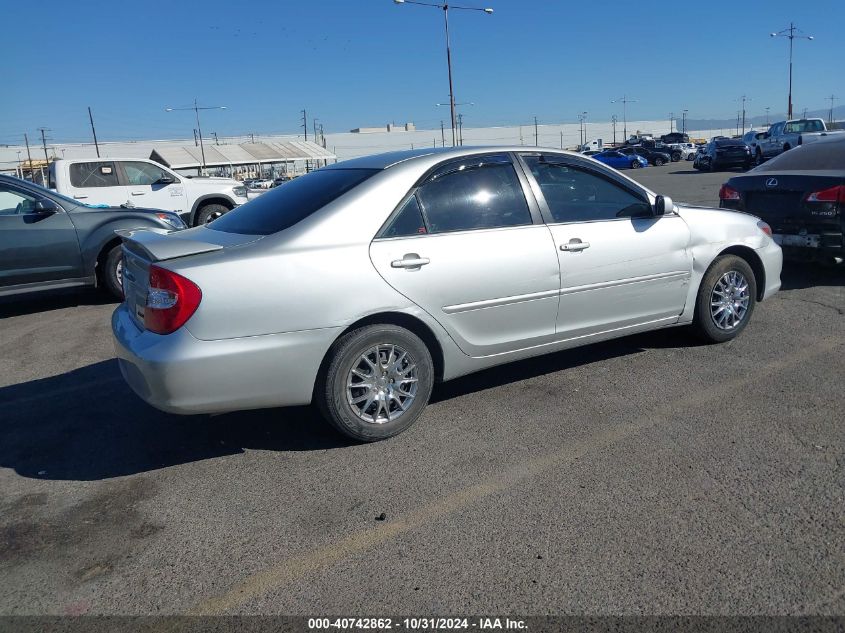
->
left=48, top=158, right=249, bottom=226
left=755, top=118, right=845, bottom=164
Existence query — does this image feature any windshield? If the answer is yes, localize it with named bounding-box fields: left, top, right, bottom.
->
left=755, top=137, right=845, bottom=171
left=208, top=168, right=379, bottom=235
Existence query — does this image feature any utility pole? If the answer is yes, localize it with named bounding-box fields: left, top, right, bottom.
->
left=736, top=111, right=740, bottom=136
left=313, top=118, right=319, bottom=144
left=765, top=106, right=771, bottom=126
left=738, top=95, right=750, bottom=134
left=802, top=107, right=808, bottom=118
left=301, top=109, right=308, bottom=141
left=560, top=131, right=563, bottom=149
left=320, top=124, right=326, bottom=148
left=612, top=96, right=637, bottom=142
left=534, top=116, right=538, bottom=146
left=611, top=115, right=617, bottom=145
left=24, top=133, right=33, bottom=182
left=88, top=106, right=100, bottom=157
left=457, top=113, right=463, bottom=146
left=771, top=23, right=813, bottom=119
left=193, top=129, right=198, bottom=146
left=212, top=132, right=219, bottom=145
left=669, top=112, right=674, bottom=133
left=37, top=127, right=50, bottom=184
left=682, top=109, right=688, bottom=134
left=826, top=95, right=838, bottom=124
left=440, top=120, right=445, bottom=147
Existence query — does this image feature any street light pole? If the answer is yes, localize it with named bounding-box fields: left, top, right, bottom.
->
left=394, top=0, right=493, bottom=147
left=612, top=95, right=637, bottom=142
left=165, top=99, right=227, bottom=174
left=682, top=109, right=688, bottom=134
left=771, top=23, right=813, bottom=119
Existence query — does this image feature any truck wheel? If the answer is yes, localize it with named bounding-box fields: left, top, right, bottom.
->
left=101, top=244, right=124, bottom=300
left=195, top=204, right=228, bottom=226
left=671, top=152, right=681, bottom=161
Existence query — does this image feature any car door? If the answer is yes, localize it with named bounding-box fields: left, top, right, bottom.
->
left=518, top=153, right=692, bottom=339
left=65, top=160, right=130, bottom=207
left=120, top=161, right=187, bottom=213
left=369, top=153, right=560, bottom=357
left=606, top=151, right=627, bottom=168
left=0, top=184, right=83, bottom=288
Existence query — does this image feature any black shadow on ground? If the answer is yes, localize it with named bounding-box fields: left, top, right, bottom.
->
left=0, top=327, right=697, bottom=481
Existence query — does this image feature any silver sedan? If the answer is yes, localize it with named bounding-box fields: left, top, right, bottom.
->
left=113, top=147, right=782, bottom=441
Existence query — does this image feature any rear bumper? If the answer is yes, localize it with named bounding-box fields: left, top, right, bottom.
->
left=112, top=304, right=341, bottom=414
left=774, top=232, right=843, bottom=258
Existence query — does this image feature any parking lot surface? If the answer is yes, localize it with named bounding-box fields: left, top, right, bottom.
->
left=1, top=166, right=843, bottom=616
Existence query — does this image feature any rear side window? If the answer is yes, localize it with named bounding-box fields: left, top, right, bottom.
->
left=69, top=162, right=119, bottom=188
left=382, top=196, right=427, bottom=237
left=208, top=168, right=378, bottom=235
left=416, top=160, right=531, bottom=233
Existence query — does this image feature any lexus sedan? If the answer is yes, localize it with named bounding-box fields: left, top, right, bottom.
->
left=113, top=147, right=782, bottom=441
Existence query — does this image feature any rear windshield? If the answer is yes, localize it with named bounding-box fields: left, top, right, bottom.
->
left=784, top=120, right=825, bottom=134
left=715, top=139, right=745, bottom=147
left=755, top=138, right=845, bottom=171
left=209, top=168, right=379, bottom=235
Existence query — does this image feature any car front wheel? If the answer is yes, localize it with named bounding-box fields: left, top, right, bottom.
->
left=101, top=244, right=124, bottom=300
left=692, top=255, right=757, bottom=343
left=630, top=160, right=642, bottom=169
left=654, top=157, right=665, bottom=166
left=317, top=324, right=434, bottom=441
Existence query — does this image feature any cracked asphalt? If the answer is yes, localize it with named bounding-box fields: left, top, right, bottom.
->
left=0, top=166, right=843, bottom=616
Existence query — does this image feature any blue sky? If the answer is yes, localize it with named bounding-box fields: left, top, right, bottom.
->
left=3, top=0, right=843, bottom=143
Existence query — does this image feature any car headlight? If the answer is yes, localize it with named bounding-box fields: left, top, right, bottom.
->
left=156, top=213, right=187, bottom=230
left=233, top=186, right=248, bottom=198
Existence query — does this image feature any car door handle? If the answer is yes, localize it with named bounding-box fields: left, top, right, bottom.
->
left=73, top=195, right=88, bottom=199
left=131, top=191, right=146, bottom=195
left=391, top=254, right=430, bottom=269
left=560, top=240, right=590, bottom=252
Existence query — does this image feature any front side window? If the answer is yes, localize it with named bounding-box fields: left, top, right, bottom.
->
left=0, top=188, right=37, bottom=216
left=522, top=156, right=652, bottom=223
left=415, top=159, right=531, bottom=234
left=69, top=162, right=120, bottom=188
left=123, top=161, right=172, bottom=186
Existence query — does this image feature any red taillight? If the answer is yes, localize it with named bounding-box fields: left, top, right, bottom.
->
left=719, top=184, right=740, bottom=200
left=757, top=220, right=773, bottom=237
left=805, top=185, right=845, bottom=203
left=144, top=265, right=202, bottom=334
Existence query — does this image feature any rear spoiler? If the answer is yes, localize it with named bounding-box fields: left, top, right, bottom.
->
left=115, top=228, right=223, bottom=263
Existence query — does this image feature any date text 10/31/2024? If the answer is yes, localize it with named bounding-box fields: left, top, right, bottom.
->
left=307, top=617, right=528, bottom=630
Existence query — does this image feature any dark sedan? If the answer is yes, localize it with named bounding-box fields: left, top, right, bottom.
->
left=0, top=175, right=185, bottom=299
left=718, top=135, right=845, bottom=262
left=618, top=146, right=672, bottom=166
left=694, top=138, right=753, bottom=171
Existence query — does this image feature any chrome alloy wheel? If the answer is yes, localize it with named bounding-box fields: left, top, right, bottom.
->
left=346, top=344, right=418, bottom=424
left=710, top=270, right=750, bottom=330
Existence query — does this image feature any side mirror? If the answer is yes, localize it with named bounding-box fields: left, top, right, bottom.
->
left=34, top=199, right=61, bottom=215
left=655, top=195, right=674, bottom=216
left=154, top=176, right=175, bottom=185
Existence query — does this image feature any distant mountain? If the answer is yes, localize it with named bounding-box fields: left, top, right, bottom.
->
left=685, top=105, right=845, bottom=132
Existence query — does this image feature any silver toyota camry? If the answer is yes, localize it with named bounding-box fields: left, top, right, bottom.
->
left=113, top=147, right=782, bottom=441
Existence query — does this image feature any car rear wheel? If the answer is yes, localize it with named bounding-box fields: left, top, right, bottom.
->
left=101, top=244, right=124, bottom=300
left=195, top=203, right=228, bottom=226
left=692, top=255, right=757, bottom=343
left=654, top=157, right=666, bottom=166
left=316, top=324, right=434, bottom=442
left=630, top=160, right=642, bottom=169
left=671, top=152, right=682, bottom=161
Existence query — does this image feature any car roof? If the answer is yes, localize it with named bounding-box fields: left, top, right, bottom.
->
left=323, top=146, right=586, bottom=170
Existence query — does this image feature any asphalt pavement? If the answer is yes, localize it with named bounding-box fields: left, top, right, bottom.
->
left=1, top=165, right=843, bottom=617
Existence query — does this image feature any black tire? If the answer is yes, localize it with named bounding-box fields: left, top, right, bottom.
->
left=101, top=244, right=124, bottom=300
left=755, top=149, right=764, bottom=166
left=708, top=159, right=718, bottom=172
left=316, top=324, right=434, bottom=442
left=195, top=203, right=228, bottom=226
left=654, top=157, right=666, bottom=166
left=692, top=255, right=757, bottom=344
left=630, top=160, right=642, bottom=169
left=671, top=152, right=682, bottom=162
